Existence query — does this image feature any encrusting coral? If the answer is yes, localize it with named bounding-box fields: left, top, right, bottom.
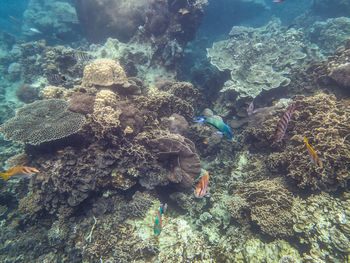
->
left=0, top=99, right=86, bottom=145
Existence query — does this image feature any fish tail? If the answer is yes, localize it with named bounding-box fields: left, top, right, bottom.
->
left=0, top=172, right=9, bottom=181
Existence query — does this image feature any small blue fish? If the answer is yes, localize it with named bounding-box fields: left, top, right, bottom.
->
left=194, top=116, right=232, bottom=140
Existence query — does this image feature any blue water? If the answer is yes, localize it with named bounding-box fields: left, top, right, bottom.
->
left=0, top=0, right=349, bottom=262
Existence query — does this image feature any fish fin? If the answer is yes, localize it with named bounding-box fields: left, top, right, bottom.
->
left=0, top=173, right=9, bottom=181
left=216, top=131, right=224, bottom=135
left=193, top=117, right=206, bottom=123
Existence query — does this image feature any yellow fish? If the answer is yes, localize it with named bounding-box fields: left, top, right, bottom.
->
left=303, top=137, right=323, bottom=168
left=0, top=166, right=39, bottom=181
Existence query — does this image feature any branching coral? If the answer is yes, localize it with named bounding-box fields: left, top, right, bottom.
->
left=0, top=99, right=86, bottom=145
left=133, top=90, right=194, bottom=123
left=91, top=89, right=121, bottom=140
left=228, top=178, right=295, bottom=237
left=244, top=93, right=350, bottom=191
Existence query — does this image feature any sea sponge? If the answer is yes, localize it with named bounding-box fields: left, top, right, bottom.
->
left=0, top=99, right=86, bottom=145
left=82, top=58, right=127, bottom=88
left=67, top=92, right=95, bottom=115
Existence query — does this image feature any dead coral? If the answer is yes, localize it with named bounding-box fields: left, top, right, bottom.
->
left=229, top=178, right=295, bottom=237
left=77, top=215, right=158, bottom=262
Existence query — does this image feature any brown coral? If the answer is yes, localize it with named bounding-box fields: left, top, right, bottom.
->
left=228, top=178, right=295, bottom=237
left=149, top=133, right=201, bottom=187
left=91, top=89, right=121, bottom=139
left=244, top=93, right=350, bottom=191
left=67, top=92, right=95, bottom=115
left=82, top=58, right=127, bottom=88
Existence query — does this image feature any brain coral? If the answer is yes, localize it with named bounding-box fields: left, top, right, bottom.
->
left=0, top=99, right=86, bottom=145
left=82, top=58, right=127, bottom=88
left=207, top=19, right=311, bottom=101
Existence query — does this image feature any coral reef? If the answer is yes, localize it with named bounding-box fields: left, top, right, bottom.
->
left=244, top=93, right=350, bottom=191
left=292, top=192, right=350, bottom=262
left=0, top=99, right=86, bottom=145
left=23, top=0, right=81, bottom=43
left=207, top=19, right=317, bottom=107
left=82, top=58, right=127, bottom=88
left=306, top=17, right=350, bottom=56
left=228, top=178, right=295, bottom=237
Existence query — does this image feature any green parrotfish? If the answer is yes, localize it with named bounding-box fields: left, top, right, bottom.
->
left=194, top=116, right=232, bottom=140
left=154, top=204, right=166, bottom=236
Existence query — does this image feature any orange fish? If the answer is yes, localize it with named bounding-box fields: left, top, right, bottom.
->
left=303, top=137, right=323, bottom=168
left=0, top=166, right=39, bottom=181
left=195, top=171, right=209, bottom=198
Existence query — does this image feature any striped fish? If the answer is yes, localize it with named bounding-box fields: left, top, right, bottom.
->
left=274, top=101, right=299, bottom=143
left=74, top=51, right=93, bottom=63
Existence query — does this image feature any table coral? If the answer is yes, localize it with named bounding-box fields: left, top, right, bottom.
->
left=0, top=99, right=86, bottom=145
left=207, top=19, right=311, bottom=102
